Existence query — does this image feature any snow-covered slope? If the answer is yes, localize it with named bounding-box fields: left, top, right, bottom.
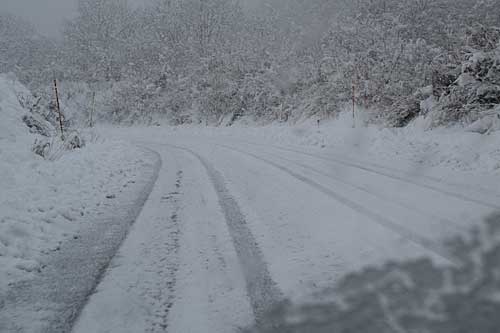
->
left=0, top=75, right=158, bottom=299
left=0, top=73, right=34, bottom=170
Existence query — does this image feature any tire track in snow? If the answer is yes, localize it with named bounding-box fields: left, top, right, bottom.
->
left=165, top=144, right=283, bottom=322
left=216, top=144, right=459, bottom=265
left=148, top=169, right=183, bottom=332
left=0, top=148, right=162, bottom=333
left=230, top=140, right=500, bottom=210
left=71, top=150, right=184, bottom=333
left=234, top=146, right=468, bottom=234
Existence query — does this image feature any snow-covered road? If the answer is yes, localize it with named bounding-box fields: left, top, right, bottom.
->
left=72, top=128, right=499, bottom=333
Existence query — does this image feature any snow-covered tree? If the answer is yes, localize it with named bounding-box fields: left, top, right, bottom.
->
left=63, top=0, right=134, bottom=82
left=2, top=0, right=499, bottom=127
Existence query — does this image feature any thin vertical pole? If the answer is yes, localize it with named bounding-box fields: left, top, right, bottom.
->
left=90, top=91, right=96, bottom=128
left=352, top=82, right=356, bottom=128
left=53, top=79, right=64, bottom=140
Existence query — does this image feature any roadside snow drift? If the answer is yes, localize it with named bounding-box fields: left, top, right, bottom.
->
left=0, top=75, right=157, bottom=298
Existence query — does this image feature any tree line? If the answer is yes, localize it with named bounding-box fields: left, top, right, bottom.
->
left=1, top=0, right=499, bottom=127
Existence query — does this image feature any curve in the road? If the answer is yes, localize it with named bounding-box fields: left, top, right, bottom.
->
left=216, top=144, right=459, bottom=265
left=233, top=140, right=500, bottom=210
left=232, top=145, right=468, bottom=234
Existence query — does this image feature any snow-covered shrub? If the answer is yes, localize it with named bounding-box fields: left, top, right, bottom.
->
left=12, top=82, right=56, bottom=137
left=105, top=81, right=155, bottom=125
left=0, top=74, right=84, bottom=162
left=237, top=68, right=289, bottom=123
left=65, top=131, right=85, bottom=150
left=428, top=26, right=500, bottom=127
left=382, top=95, right=422, bottom=127
left=55, top=81, right=94, bottom=126
left=466, top=106, right=500, bottom=134
left=31, top=138, right=51, bottom=158
left=0, top=74, right=35, bottom=146
left=6, top=0, right=498, bottom=128
left=22, top=113, right=54, bottom=137
left=196, top=58, right=243, bottom=125
left=32, top=131, right=86, bottom=160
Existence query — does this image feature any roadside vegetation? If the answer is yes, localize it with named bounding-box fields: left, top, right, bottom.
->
left=1, top=0, right=499, bottom=128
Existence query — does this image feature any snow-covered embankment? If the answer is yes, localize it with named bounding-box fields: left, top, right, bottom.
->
left=0, top=74, right=159, bottom=304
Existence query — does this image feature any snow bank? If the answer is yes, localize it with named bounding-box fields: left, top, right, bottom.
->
left=255, top=112, right=500, bottom=174
left=0, top=75, right=155, bottom=294
left=148, top=109, right=500, bottom=176
left=0, top=73, right=33, bottom=162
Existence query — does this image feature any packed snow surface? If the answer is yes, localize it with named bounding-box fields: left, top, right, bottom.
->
left=1, top=75, right=499, bottom=332
left=74, top=120, right=499, bottom=332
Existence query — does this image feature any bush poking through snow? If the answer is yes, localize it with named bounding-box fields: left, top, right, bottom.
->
left=428, top=26, right=500, bottom=128
left=32, top=138, right=51, bottom=158
left=32, top=131, right=86, bottom=159
left=466, top=106, right=500, bottom=134
left=22, top=113, right=54, bottom=137
left=381, top=93, right=426, bottom=128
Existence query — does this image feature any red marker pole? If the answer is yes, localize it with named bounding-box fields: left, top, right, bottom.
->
left=352, top=83, right=356, bottom=128
left=53, top=79, right=64, bottom=140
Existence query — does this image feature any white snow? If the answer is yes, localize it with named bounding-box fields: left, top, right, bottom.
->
left=131, top=110, right=500, bottom=178
left=0, top=75, right=157, bottom=297
left=73, top=147, right=254, bottom=333
left=73, top=118, right=499, bottom=331
left=2, top=75, right=500, bottom=331
left=223, top=114, right=500, bottom=175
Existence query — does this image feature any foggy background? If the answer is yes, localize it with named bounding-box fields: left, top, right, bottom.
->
left=0, top=0, right=151, bottom=37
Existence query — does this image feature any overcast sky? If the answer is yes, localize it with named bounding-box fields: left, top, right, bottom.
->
left=0, top=0, right=149, bottom=37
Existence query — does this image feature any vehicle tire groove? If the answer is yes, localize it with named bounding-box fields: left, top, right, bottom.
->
left=232, top=146, right=467, bottom=234
left=162, top=144, right=283, bottom=323
left=231, top=140, right=500, bottom=210
left=216, top=144, right=459, bottom=265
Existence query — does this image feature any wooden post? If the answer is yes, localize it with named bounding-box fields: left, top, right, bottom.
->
left=53, top=79, right=64, bottom=140
left=352, top=82, right=356, bottom=128
left=90, top=91, right=96, bottom=128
